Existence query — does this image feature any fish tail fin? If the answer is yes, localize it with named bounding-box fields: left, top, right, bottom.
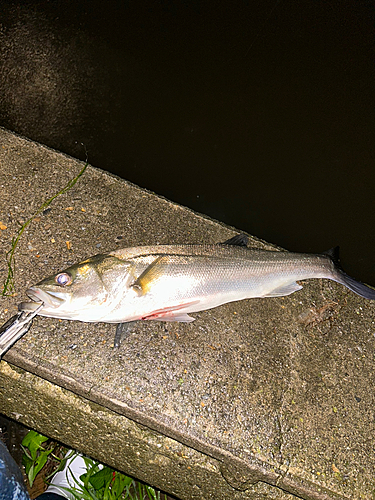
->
left=324, top=247, right=375, bottom=300
left=336, top=270, right=375, bottom=300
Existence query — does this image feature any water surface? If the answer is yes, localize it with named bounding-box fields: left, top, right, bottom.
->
left=0, top=0, right=374, bottom=283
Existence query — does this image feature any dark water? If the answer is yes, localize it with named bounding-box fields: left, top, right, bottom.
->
left=0, top=0, right=374, bottom=283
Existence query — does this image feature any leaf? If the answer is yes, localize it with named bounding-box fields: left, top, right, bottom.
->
left=28, top=463, right=36, bottom=487
left=21, top=430, right=48, bottom=460
left=21, top=452, right=33, bottom=474
left=88, top=467, right=113, bottom=490
left=33, top=448, right=53, bottom=477
left=111, top=473, right=131, bottom=498
left=145, top=484, right=158, bottom=500
left=21, top=430, right=53, bottom=487
left=21, top=445, right=33, bottom=461
left=79, top=457, right=102, bottom=489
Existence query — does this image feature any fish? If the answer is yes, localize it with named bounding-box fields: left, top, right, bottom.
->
left=18, top=234, right=375, bottom=331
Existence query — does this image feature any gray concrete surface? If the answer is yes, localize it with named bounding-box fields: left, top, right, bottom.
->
left=0, top=127, right=374, bottom=499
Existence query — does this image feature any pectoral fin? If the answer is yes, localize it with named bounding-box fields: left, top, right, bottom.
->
left=263, top=282, right=302, bottom=297
left=131, top=256, right=167, bottom=296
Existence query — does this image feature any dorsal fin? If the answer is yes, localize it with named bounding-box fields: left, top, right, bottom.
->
left=220, top=233, right=249, bottom=247
left=322, top=246, right=341, bottom=267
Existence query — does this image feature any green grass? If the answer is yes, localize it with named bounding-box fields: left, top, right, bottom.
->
left=2, top=162, right=88, bottom=296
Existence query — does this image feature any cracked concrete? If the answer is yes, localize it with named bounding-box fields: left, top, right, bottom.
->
left=0, top=127, right=375, bottom=499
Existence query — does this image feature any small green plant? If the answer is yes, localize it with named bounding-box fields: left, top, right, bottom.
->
left=21, top=430, right=55, bottom=487
left=2, top=161, right=88, bottom=296
left=58, top=456, right=167, bottom=500
left=21, top=430, right=169, bottom=500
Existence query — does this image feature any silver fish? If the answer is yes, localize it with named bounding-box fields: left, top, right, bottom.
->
left=18, top=235, right=375, bottom=326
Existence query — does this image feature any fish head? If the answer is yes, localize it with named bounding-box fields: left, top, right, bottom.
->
left=20, top=254, right=134, bottom=322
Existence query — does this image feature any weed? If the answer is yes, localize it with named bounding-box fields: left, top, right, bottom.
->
left=2, top=162, right=87, bottom=296
left=21, top=430, right=55, bottom=487
left=21, top=430, right=169, bottom=500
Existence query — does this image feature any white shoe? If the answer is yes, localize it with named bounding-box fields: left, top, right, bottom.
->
left=45, top=452, right=89, bottom=499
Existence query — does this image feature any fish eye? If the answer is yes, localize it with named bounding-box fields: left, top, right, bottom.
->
left=55, top=272, right=72, bottom=286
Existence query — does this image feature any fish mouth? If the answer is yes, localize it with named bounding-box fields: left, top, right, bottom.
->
left=20, top=287, right=66, bottom=311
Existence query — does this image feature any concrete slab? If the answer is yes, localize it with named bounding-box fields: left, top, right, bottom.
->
left=0, top=127, right=374, bottom=499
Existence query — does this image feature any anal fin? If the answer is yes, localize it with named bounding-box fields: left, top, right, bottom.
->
left=143, top=312, right=195, bottom=322
left=263, top=282, right=302, bottom=297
